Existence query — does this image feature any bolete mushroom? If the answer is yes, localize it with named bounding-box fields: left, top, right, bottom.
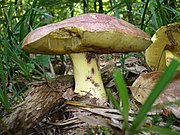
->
left=22, top=13, right=151, bottom=104
left=145, top=23, right=180, bottom=71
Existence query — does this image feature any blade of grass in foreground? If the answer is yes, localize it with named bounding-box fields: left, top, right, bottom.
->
left=113, top=69, right=129, bottom=130
left=130, top=59, right=180, bottom=133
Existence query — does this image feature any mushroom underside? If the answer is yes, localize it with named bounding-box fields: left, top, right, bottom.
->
left=23, top=28, right=151, bottom=55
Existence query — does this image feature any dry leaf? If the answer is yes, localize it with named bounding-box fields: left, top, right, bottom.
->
left=130, top=71, right=180, bottom=118
left=145, top=23, right=180, bottom=71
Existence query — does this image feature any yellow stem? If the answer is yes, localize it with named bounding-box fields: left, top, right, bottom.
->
left=70, top=53, right=107, bottom=104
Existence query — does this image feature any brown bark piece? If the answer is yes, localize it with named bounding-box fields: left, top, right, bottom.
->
left=0, top=75, right=74, bottom=134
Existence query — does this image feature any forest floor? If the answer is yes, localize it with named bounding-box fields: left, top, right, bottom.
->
left=0, top=53, right=179, bottom=135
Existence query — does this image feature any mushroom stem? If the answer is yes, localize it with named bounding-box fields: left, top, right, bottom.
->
left=70, top=53, right=107, bottom=103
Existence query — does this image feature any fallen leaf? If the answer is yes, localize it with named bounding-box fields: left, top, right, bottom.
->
left=130, top=71, right=180, bottom=118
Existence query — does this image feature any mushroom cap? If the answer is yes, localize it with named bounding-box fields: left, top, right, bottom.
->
left=145, top=23, right=180, bottom=71
left=22, top=13, right=152, bottom=54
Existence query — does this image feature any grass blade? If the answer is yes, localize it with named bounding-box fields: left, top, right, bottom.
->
left=112, top=0, right=120, bottom=18
left=0, top=57, right=11, bottom=113
left=141, top=0, right=150, bottom=30
left=113, top=69, right=129, bottom=129
left=106, top=88, right=121, bottom=112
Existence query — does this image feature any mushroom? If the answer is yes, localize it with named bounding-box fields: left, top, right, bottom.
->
left=145, top=23, right=180, bottom=71
left=22, top=13, right=151, bottom=105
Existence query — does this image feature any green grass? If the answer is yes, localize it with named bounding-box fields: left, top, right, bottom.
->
left=0, top=57, right=11, bottom=113
left=113, top=69, right=129, bottom=130
left=0, top=0, right=53, bottom=112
